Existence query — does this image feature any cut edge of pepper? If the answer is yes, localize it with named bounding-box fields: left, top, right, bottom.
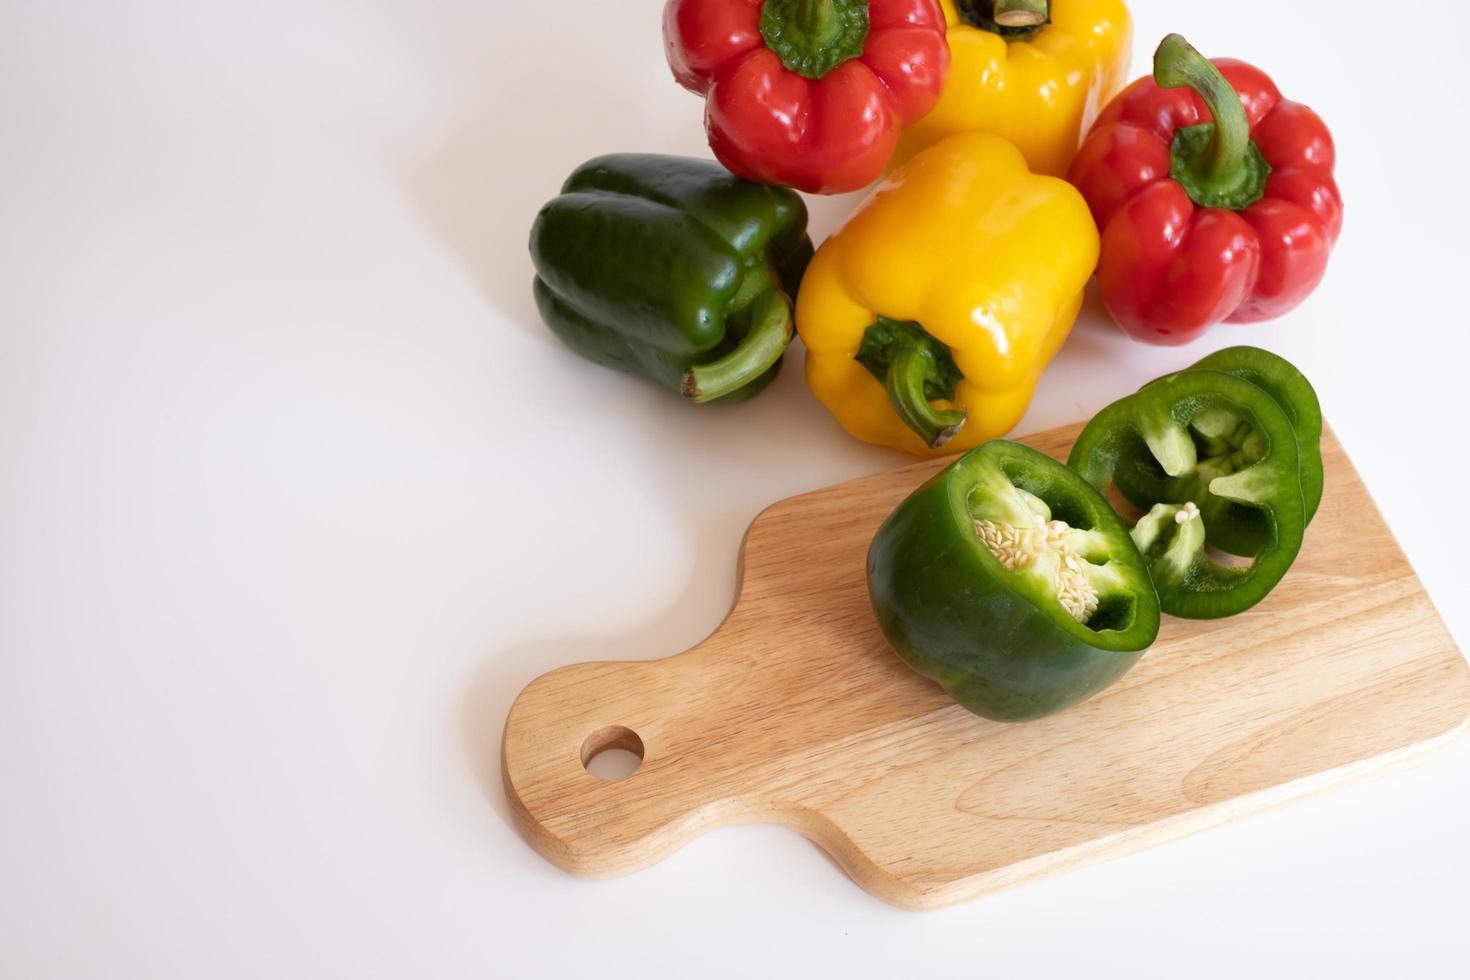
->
left=1070, top=371, right=1308, bottom=620
left=1186, top=346, right=1325, bottom=524
left=1124, top=387, right=1285, bottom=557
left=961, top=444, right=1151, bottom=638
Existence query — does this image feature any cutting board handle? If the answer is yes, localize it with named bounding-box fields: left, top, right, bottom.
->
left=502, top=642, right=760, bottom=877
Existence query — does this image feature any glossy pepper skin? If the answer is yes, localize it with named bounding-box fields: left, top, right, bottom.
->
left=662, top=0, right=950, bottom=194
left=797, top=132, right=1099, bottom=456
left=529, top=154, right=813, bottom=403
left=1068, top=34, right=1343, bottom=344
left=868, top=440, right=1161, bottom=722
left=1068, top=365, right=1310, bottom=619
left=893, top=0, right=1133, bottom=177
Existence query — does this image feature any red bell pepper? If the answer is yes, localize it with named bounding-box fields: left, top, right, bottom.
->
left=663, top=0, right=949, bottom=195
left=1067, top=34, right=1342, bottom=345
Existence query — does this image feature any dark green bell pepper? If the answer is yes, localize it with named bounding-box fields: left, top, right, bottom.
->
left=868, top=440, right=1162, bottom=723
left=1069, top=363, right=1310, bottom=619
left=529, top=154, right=813, bottom=403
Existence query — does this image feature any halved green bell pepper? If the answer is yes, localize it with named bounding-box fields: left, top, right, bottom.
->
left=529, top=154, right=813, bottom=403
left=868, top=440, right=1161, bottom=722
left=1069, top=366, right=1308, bottom=619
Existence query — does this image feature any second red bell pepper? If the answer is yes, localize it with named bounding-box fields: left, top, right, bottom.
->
left=663, top=0, right=951, bottom=194
left=1067, top=34, right=1343, bottom=344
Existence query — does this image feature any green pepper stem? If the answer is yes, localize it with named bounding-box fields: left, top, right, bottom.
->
left=992, top=0, right=1047, bottom=27
left=954, top=0, right=1049, bottom=37
left=886, top=347, right=968, bottom=449
left=760, top=0, right=869, bottom=79
left=682, top=290, right=792, bottom=403
left=1153, top=33, right=1250, bottom=184
left=795, top=0, right=835, bottom=37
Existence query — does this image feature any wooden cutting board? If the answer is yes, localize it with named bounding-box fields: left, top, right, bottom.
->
left=501, top=423, right=1470, bottom=909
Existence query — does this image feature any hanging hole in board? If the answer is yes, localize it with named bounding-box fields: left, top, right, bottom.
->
left=580, top=725, right=645, bottom=781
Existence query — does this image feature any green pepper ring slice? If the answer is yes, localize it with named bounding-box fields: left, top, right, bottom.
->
left=1187, top=346, right=1324, bottom=524
left=1068, top=370, right=1307, bottom=620
left=1119, top=346, right=1323, bottom=555
left=1115, top=349, right=1321, bottom=557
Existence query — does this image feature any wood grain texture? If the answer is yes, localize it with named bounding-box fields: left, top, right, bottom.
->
left=501, top=423, right=1470, bottom=909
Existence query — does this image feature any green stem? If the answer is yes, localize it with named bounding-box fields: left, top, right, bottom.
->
left=886, top=347, right=968, bottom=449
left=993, top=0, right=1047, bottom=27
left=795, top=0, right=835, bottom=37
left=1153, top=33, right=1249, bottom=184
left=682, top=290, right=792, bottom=403
left=954, top=0, right=1050, bottom=38
left=760, top=0, right=869, bottom=79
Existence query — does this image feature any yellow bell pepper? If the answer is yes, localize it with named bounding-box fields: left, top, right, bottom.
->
left=893, top=0, right=1133, bottom=177
left=796, top=132, right=1098, bottom=457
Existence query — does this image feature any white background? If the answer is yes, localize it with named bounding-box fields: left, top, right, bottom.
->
left=2, top=0, right=1467, bottom=976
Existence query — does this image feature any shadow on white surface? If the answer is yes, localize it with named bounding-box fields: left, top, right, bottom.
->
left=409, top=123, right=548, bottom=340
left=398, top=0, right=707, bottom=344
left=458, top=502, right=765, bottom=832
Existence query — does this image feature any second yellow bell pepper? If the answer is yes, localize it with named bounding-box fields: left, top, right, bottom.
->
left=796, top=132, right=1098, bottom=457
left=893, top=0, right=1133, bottom=177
